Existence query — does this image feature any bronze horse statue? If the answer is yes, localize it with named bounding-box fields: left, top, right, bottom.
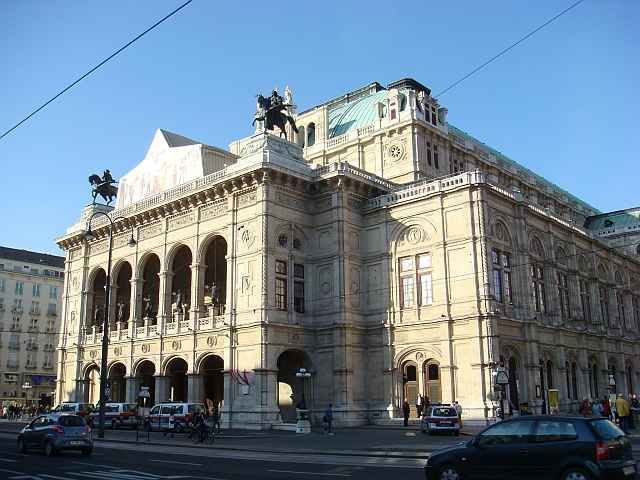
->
left=253, top=93, right=298, bottom=140
left=89, top=171, right=118, bottom=205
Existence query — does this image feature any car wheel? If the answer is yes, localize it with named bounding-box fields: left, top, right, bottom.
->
left=561, top=468, right=592, bottom=480
left=44, top=441, right=55, bottom=457
left=439, top=464, right=462, bottom=480
left=81, top=448, right=93, bottom=456
left=17, top=437, right=26, bottom=454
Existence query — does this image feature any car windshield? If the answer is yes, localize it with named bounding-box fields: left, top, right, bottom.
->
left=432, top=407, right=457, bottom=416
left=58, top=416, right=85, bottom=427
left=591, top=419, right=625, bottom=440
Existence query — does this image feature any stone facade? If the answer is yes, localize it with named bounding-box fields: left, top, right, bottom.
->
left=55, top=79, right=640, bottom=428
left=0, top=247, right=64, bottom=407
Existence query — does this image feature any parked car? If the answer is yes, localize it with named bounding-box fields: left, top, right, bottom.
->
left=424, top=415, right=636, bottom=480
left=88, top=403, right=139, bottom=429
left=17, top=414, right=93, bottom=456
left=146, top=403, right=205, bottom=432
left=422, top=405, right=461, bottom=436
left=51, top=402, right=94, bottom=418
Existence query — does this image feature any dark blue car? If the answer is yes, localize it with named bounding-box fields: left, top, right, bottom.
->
left=425, top=415, right=636, bottom=480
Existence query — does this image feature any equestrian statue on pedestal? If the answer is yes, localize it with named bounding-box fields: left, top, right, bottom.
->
left=88, top=169, right=118, bottom=205
left=252, top=87, right=298, bottom=140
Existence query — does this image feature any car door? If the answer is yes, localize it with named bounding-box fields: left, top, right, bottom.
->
left=464, top=419, right=535, bottom=480
left=149, top=406, right=161, bottom=430
left=32, top=416, right=52, bottom=447
left=22, top=417, right=42, bottom=446
left=524, top=419, right=583, bottom=478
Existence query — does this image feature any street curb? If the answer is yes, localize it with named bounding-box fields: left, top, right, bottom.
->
left=0, top=429, right=452, bottom=459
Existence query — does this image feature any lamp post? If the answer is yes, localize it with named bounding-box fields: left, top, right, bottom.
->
left=22, top=381, right=32, bottom=408
left=295, top=368, right=311, bottom=410
left=82, top=212, right=136, bottom=438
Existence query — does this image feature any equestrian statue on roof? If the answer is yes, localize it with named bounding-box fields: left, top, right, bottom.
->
left=252, top=86, right=298, bottom=141
left=88, top=169, right=118, bottom=205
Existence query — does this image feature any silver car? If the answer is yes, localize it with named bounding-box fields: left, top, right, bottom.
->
left=17, top=414, right=93, bottom=456
left=421, top=405, right=461, bottom=435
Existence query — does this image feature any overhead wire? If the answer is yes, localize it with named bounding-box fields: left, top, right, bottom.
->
left=434, top=0, right=587, bottom=98
left=0, top=0, right=193, bottom=141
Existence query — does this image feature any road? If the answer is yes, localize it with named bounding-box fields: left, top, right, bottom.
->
left=0, top=436, right=427, bottom=480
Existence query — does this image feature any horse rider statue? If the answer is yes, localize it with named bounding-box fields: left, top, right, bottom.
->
left=252, top=87, right=298, bottom=140
left=88, top=169, right=119, bottom=205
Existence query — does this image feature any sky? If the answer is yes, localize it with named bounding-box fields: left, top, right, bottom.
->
left=1, top=0, right=638, bottom=255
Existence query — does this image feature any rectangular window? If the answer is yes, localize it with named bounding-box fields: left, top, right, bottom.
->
left=49, top=286, right=58, bottom=299
left=401, top=277, right=415, bottom=308
left=419, top=273, right=433, bottom=306
left=294, top=282, right=305, bottom=313
left=275, top=278, right=287, bottom=310
left=504, top=271, right=512, bottom=304
left=7, top=352, right=18, bottom=368
left=434, top=145, right=439, bottom=169
left=617, top=292, right=626, bottom=327
left=493, top=269, right=503, bottom=303
left=15, top=281, right=24, bottom=296
left=531, top=265, right=546, bottom=313
left=417, top=254, right=431, bottom=269
left=580, top=280, right=592, bottom=322
left=31, top=301, right=40, bottom=315
left=47, top=303, right=56, bottom=316
left=294, top=264, right=304, bottom=279
left=426, top=142, right=432, bottom=166
left=0, top=278, right=5, bottom=292
left=32, top=284, right=40, bottom=297
left=599, top=286, right=610, bottom=326
left=634, top=297, right=640, bottom=331
left=431, top=105, right=437, bottom=126
left=275, top=260, right=287, bottom=275
left=557, top=272, right=570, bottom=321
left=400, top=257, right=414, bottom=273
left=492, top=250, right=512, bottom=304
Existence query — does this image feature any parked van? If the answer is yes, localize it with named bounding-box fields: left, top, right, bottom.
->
left=52, top=402, right=94, bottom=418
left=88, top=403, right=139, bottom=429
left=146, top=403, right=205, bottom=432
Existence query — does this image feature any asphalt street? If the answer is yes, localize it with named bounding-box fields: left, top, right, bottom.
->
left=0, top=436, right=427, bottom=480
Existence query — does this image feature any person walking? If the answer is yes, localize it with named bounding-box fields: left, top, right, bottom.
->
left=591, top=400, right=603, bottom=417
left=416, top=394, right=424, bottom=418
left=402, top=399, right=411, bottom=427
left=602, top=397, right=612, bottom=420
left=616, top=394, right=631, bottom=433
left=579, top=398, right=590, bottom=417
left=453, top=400, right=463, bottom=427
left=323, top=403, right=334, bottom=435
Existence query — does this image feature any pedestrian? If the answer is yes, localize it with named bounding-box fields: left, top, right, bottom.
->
left=591, top=399, right=603, bottom=417
left=616, top=394, right=630, bottom=433
left=402, top=399, right=411, bottom=427
left=579, top=399, right=590, bottom=417
left=453, top=400, right=463, bottom=426
left=416, top=394, right=423, bottom=418
left=602, top=397, right=612, bottom=421
left=212, top=403, right=221, bottom=434
left=323, top=403, right=334, bottom=434
left=631, top=395, right=640, bottom=429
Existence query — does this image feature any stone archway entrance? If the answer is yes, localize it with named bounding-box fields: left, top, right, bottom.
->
left=200, top=355, right=224, bottom=411
left=84, top=365, right=100, bottom=405
left=169, top=246, right=192, bottom=321
left=108, top=363, right=126, bottom=402
left=403, top=361, right=418, bottom=405
left=276, top=350, right=312, bottom=423
left=166, top=358, right=188, bottom=402
left=135, top=360, right=156, bottom=408
left=423, top=361, right=441, bottom=403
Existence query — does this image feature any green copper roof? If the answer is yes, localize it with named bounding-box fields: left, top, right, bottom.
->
left=584, top=208, right=640, bottom=231
left=328, top=90, right=388, bottom=138
left=447, top=124, right=599, bottom=214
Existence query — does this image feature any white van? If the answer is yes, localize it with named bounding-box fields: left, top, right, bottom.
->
left=88, top=403, right=139, bottom=429
left=146, top=403, right=205, bottom=432
left=52, top=402, right=94, bottom=418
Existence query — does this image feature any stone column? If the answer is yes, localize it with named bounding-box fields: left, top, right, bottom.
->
left=75, top=379, right=87, bottom=403
left=252, top=368, right=280, bottom=428
left=190, top=263, right=205, bottom=323
left=187, top=374, right=204, bottom=403
left=129, top=276, right=142, bottom=328
left=108, top=279, right=118, bottom=330
left=158, top=272, right=172, bottom=332
left=125, top=376, right=138, bottom=404
left=154, top=375, right=169, bottom=405
left=220, top=370, right=234, bottom=429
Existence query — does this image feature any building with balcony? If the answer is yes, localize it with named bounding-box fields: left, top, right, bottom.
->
left=55, top=79, right=640, bottom=427
left=0, top=247, right=64, bottom=407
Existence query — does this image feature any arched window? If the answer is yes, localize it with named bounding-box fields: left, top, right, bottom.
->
left=530, top=238, right=546, bottom=313
left=627, top=365, right=634, bottom=395
left=424, top=361, right=441, bottom=403
left=571, top=362, right=578, bottom=400
left=491, top=248, right=513, bottom=304
left=306, top=123, right=315, bottom=147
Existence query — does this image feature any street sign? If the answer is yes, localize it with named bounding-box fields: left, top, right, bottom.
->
left=495, top=370, right=509, bottom=385
left=139, top=386, right=150, bottom=398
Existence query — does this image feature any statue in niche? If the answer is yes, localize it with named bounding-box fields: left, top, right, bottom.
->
left=116, top=301, right=126, bottom=323
left=93, top=305, right=103, bottom=326
left=210, top=283, right=221, bottom=306
left=143, top=295, right=154, bottom=319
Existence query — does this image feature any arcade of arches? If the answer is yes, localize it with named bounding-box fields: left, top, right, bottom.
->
left=84, top=238, right=228, bottom=332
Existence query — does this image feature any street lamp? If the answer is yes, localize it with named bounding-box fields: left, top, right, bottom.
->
left=82, top=212, right=136, bottom=438
left=22, top=381, right=32, bottom=408
left=295, top=368, right=311, bottom=410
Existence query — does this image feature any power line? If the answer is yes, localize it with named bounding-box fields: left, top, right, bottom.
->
left=434, top=0, right=587, bottom=98
left=0, top=0, right=193, bottom=142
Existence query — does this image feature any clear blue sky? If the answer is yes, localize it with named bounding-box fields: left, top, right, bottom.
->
left=1, top=0, right=638, bottom=255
